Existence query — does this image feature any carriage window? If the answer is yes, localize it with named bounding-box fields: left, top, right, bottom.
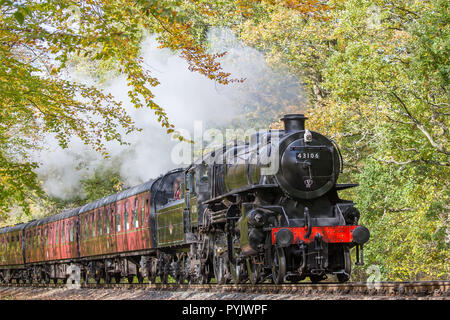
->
left=133, top=198, right=139, bottom=228
left=124, top=202, right=129, bottom=231
left=85, top=216, right=88, bottom=238
left=55, top=223, right=59, bottom=245
left=140, top=197, right=145, bottom=227
left=45, top=228, right=48, bottom=246
left=86, top=216, right=90, bottom=238
left=92, top=213, right=96, bottom=237
left=98, top=210, right=103, bottom=236
left=61, top=222, right=65, bottom=244
left=116, top=209, right=121, bottom=232
left=146, top=198, right=150, bottom=223
left=105, top=208, right=110, bottom=234
left=69, top=222, right=74, bottom=242
left=110, top=208, right=114, bottom=233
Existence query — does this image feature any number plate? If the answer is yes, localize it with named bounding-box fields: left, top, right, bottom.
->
left=297, top=152, right=320, bottom=160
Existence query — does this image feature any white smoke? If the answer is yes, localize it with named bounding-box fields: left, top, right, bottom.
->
left=35, top=28, right=304, bottom=200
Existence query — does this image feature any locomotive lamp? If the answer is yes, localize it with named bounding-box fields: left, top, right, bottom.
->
left=304, top=129, right=312, bottom=143
left=275, top=228, right=294, bottom=247
left=352, top=225, right=370, bottom=245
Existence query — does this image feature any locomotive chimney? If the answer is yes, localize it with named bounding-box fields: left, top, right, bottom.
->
left=281, top=114, right=308, bottom=133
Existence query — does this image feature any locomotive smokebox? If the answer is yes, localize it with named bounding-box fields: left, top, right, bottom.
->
left=281, top=114, right=308, bottom=133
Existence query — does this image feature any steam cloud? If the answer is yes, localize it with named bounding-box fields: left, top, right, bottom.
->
left=35, top=28, right=304, bottom=200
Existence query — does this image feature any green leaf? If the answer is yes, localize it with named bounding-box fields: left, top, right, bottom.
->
left=14, top=10, right=24, bottom=24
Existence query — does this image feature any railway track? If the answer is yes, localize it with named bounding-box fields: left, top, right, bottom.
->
left=1, top=281, right=449, bottom=297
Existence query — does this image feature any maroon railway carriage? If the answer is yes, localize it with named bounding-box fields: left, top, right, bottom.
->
left=0, top=168, right=186, bottom=284
left=0, top=224, right=27, bottom=283
left=77, top=180, right=155, bottom=283
left=24, top=208, right=80, bottom=283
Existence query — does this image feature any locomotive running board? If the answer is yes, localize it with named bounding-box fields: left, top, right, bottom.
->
left=202, top=184, right=279, bottom=205
left=334, top=183, right=359, bottom=191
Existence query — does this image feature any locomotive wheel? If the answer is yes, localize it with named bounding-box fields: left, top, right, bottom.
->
left=309, top=274, right=325, bottom=283
left=229, top=260, right=246, bottom=284
left=148, top=258, right=158, bottom=284
left=175, top=272, right=185, bottom=284
left=127, top=275, right=134, bottom=284
left=161, top=271, right=169, bottom=284
left=95, top=273, right=102, bottom=284
left=174, top=258, right=186, bottom=284
left=82, top=272, right=89, bottom=284
left=228, top=239, right=246, bottom=284
left=199, top=264, right=212, bottom=284
left=148, top=274, right=157, bottom=284
left=246, top=258, right=262, bottom=285
left=337, top=246, right=351, bottom=283
left=137, top=273, right=144, bottom=284
left=114, top=275, right=121, bottom=284
left=272, top=247, right=286, bottom=284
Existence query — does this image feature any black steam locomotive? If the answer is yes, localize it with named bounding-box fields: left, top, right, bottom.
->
left=183, top=114, right=369, bottom=284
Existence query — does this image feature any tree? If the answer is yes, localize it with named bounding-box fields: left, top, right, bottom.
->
left=0, top=0, right=241, bottom=217
left=230, top=0, right=449, bottom=280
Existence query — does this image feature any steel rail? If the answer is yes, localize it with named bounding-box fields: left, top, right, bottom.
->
left=1, top=281, right=449, bottom=297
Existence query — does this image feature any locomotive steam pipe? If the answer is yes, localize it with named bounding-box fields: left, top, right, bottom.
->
left=304, top=207, right=312, bottom=239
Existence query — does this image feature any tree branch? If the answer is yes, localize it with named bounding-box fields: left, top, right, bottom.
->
left=391, top=92, right=449, bottom=155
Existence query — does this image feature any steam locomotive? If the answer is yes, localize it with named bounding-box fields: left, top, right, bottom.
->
left=0, top=114, right=369, bottom=285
